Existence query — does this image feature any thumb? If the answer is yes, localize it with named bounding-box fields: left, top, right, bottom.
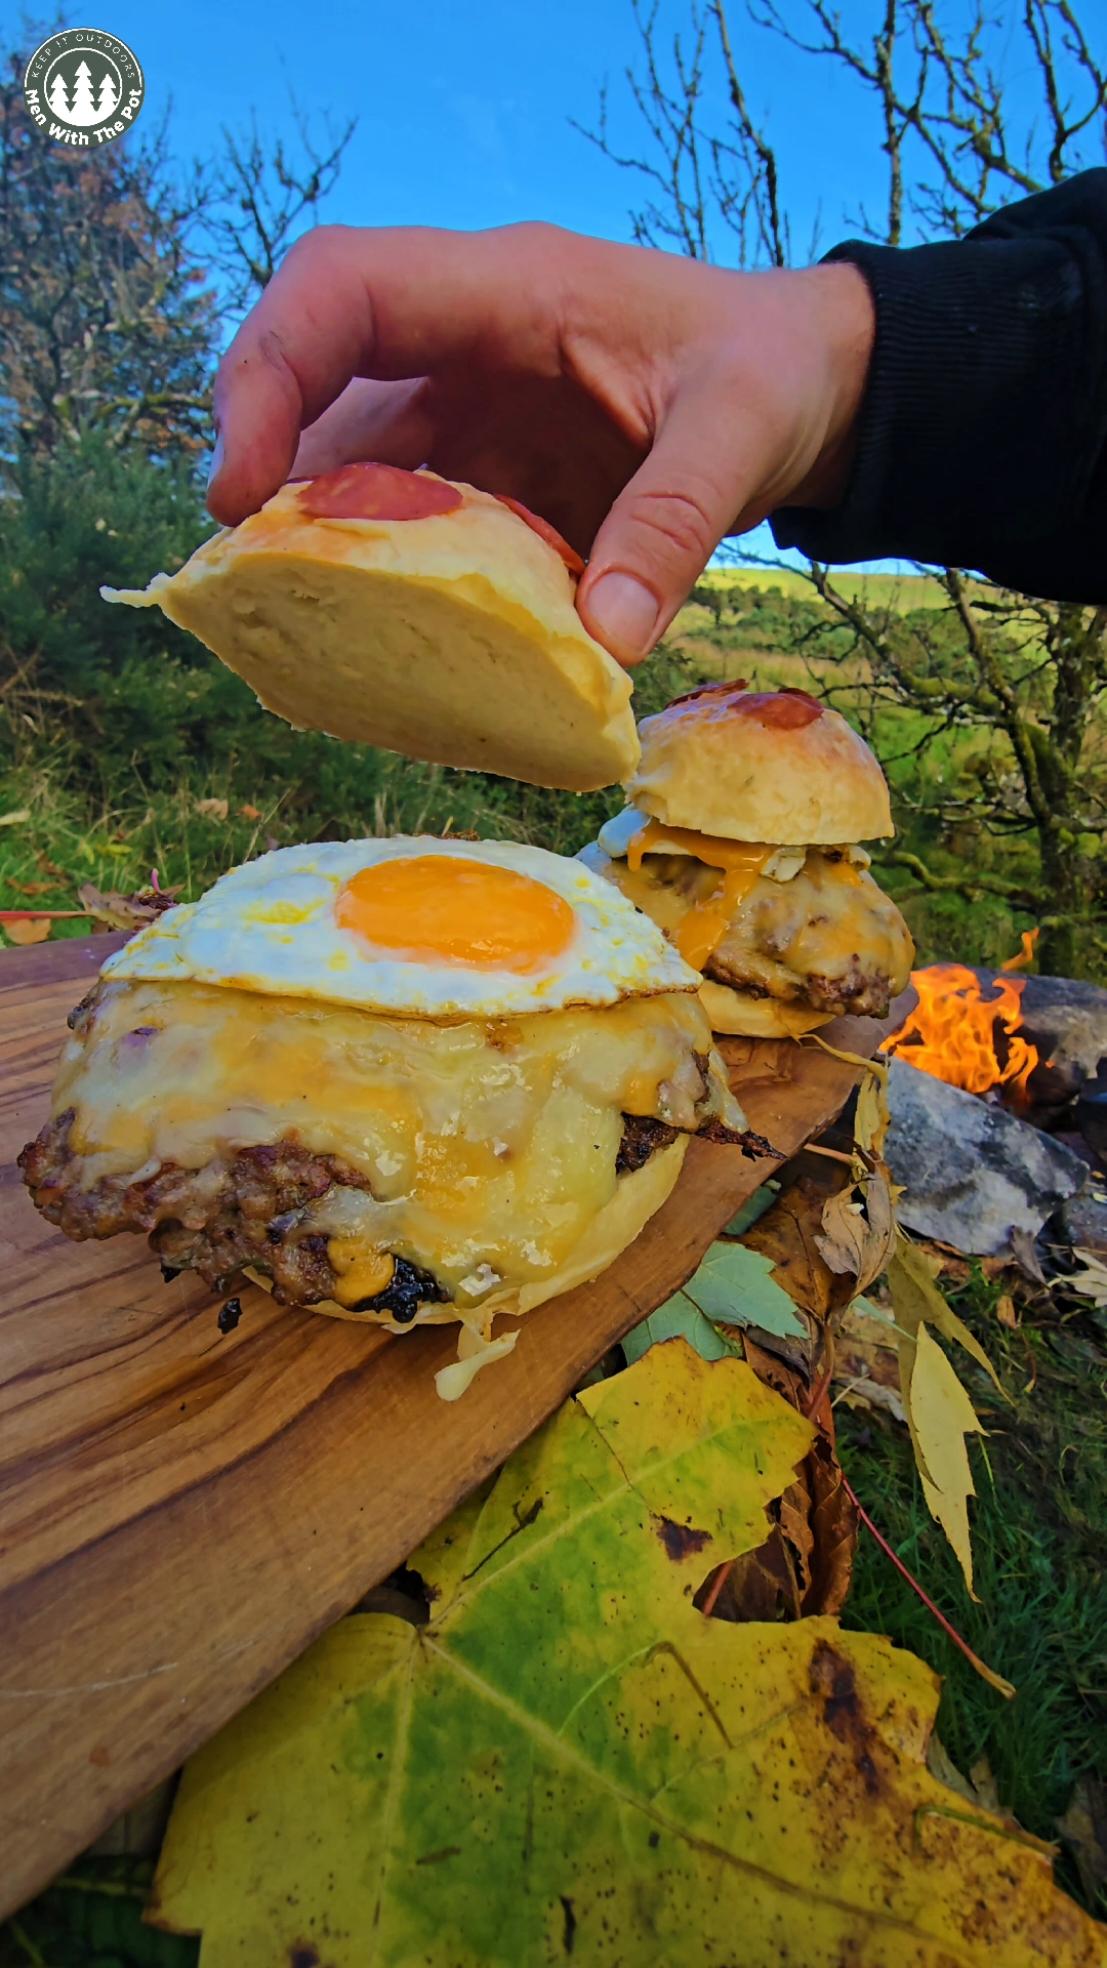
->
left=577, top=393, right=752, bottom=666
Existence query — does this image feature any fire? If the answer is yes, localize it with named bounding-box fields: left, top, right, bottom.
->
left=885, top=943, right=1041, bottom=1097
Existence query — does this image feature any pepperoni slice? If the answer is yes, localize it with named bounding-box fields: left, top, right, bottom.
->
left=670, top=680, right=822, bottom=728
left=494, top=494, right=585, bottom=575
left=297, top=463, right=463, bottom=521
left=739, top=688, right=824, bottom=728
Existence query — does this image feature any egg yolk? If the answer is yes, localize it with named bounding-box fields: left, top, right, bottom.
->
left=335, top=855, right=576, bottom=972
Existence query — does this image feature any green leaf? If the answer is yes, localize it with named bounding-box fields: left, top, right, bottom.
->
left=621, top=1291, right=735, bottom=1365
left=683, top=1238, right=807, bottom=1338
left=152, top=1342, right=1103, bottom=1968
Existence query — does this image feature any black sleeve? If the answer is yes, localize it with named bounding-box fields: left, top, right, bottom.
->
left=770, top=170, right=1107, bottom=603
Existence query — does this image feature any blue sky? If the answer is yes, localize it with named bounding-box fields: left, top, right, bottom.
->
left=24, top=3, right=1103, bottom=570
left=53, top=2, right=892, bottom=247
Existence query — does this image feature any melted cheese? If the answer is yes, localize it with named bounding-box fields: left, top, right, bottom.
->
left=55, top=979, right=736, bottom=1310
left=602, top=843, right=912, bottom=1006
left=625, top=820, right=773, bottom=967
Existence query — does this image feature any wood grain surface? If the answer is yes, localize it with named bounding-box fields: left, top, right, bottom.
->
left=0, top=933, right=890, bottom=1915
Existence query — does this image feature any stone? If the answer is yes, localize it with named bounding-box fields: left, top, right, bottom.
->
left=886, top=1056, right=1088, bottom=1258
left=1054, top=1182, right=1107, bottom=1256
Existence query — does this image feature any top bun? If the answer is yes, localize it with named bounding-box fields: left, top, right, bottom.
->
left=625, top=681, right=894, bottom=844
left=102, top=465, right=638, bottom=795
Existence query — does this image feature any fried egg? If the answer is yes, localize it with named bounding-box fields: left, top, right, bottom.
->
left=103, top=836, right=701, bottom=1016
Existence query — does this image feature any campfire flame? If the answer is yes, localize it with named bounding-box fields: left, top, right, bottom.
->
left=886, top=942, right=1041, bottom=1098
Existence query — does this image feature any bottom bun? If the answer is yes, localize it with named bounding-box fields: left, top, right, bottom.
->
left=698, top=980, right=833, bottom=1039
left=291, top=1135, right=690, bottom=1329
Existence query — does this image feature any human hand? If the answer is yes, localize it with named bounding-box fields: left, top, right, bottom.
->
left=207, top=223, right=873, bottom=666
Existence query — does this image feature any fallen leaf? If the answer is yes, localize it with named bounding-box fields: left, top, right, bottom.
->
left=238, top=802, right=262, bottom=820
left=3, top=917, right=52, bottom=944
left=855, top=1060, right=891, bottom=1158
left=9, top=879, right=54, bottom=896
left=833, top=1298, right=906, bottom=1423
left=77, top=881, right=180, bottom=934
left=1061, top=1251, right=1107, bottom=1309
left=817, top=1168, right=897, bottom=1295
left=908, top=1322, right=984, bottom=1598
left=681, top=1237, right=807, bottom=1339
left=621, top=1291, right=734, bottom=1365
left=151, top=1342, right=1104, bottom=1968
left=886, top=1236, right=1008, bottom=1593
left=742, top=1175, right=849, bottom=1329
left=0, top=807, right=30, bottom=826
left=889, top=1235, right=1006, bottom=1400
left=996, top=1292, right=1018, bottom=1329
left=1010, top=1225, right=1048, bottom=1284
left=741, top=1336, right=857, bottom=1617
left=195, top=797, right=229, bottom=820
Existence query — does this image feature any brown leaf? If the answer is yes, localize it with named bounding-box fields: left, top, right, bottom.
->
left=817, top=1166, right=898, bottom=1295
left=740, top=1335, right=857, bottom=1616
left=743, top=1174, right=853, bottom=1331
left=4, top=916, right=52, bottom=944
left=195, top=797, right=230, bottom=821
left=238, top=803, right=262, bottom=821
left=1010, top=1226, right=1048, bottom=1284
left=996, top=1292, right=1018, bottom=1329
left=77, top=881, right=180, bottom=934
left=834, top=1300, right=906, bottom=1422
left=10, top=879, right=54, bottom=897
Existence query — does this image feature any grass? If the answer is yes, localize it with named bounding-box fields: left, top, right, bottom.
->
left=839, top=1271, right=1107, bottom=1918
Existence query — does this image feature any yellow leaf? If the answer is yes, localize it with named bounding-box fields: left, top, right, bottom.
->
left=0, top=807, right=30, bottom=827
left=908, top=1322, right=983, bottom=1599
left=855, top=1059, right=890, bottom=1158
left=890, top=1234, right=1007, bottom=1401
left=150, top=1342, right=1097, bottom=1967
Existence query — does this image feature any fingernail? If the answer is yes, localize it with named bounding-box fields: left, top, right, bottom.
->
left=206, top=429, right=224, bottom=492
left=584, top=570, right=661, bottom=662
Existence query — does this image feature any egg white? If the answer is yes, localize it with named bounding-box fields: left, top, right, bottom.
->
left=102, top=835, right=701, bottom=1016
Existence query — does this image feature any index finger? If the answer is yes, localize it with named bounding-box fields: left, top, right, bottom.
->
left=208, top=222, right=558, bottom=525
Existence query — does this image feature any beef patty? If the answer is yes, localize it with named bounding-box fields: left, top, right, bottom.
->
left=19, top=1107, right=689, bottom=1315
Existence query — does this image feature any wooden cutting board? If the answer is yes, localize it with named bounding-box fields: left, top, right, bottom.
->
left=0, top=933, right=890, bottom=1916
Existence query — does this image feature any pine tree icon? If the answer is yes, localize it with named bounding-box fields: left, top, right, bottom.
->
left=67, top=59, right=98, bottom=127
left=97, top=68, right=119, bottom=118
left=46, top=68, right=70, bottom=118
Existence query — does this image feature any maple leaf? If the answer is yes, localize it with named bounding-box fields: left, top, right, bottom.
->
left=150, top=1343, right=1103, bottom=1968
left=623, top=1236, right=806, bottom=1368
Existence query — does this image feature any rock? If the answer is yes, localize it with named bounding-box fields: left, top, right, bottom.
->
left=886, top=1056, right=1088, bottom=1257
left=1053, top=1181, right=1107, bottom=1256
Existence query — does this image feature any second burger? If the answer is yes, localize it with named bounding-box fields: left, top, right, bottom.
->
left=580, top=681, right=914, bottom=1037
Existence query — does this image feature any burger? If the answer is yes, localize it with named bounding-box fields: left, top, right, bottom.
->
left=20, top=837, right=769, bottom=1399
left=580, top=681, right=914, bottom=1038
left=102, top=462, right=639, bottom=794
